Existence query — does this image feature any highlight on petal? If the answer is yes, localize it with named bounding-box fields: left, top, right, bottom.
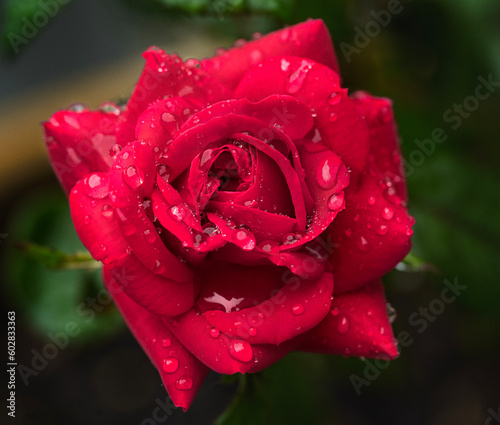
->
left=298, top=280, right=399, bottom=360
left=43, top=106, right=121, bottom=193
left=103, top=269, right=209, bottom=411
left=201, top=19, right=340, bottom=90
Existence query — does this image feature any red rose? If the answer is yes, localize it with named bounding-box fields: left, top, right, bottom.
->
left=43, top=19, right=414, bottom=410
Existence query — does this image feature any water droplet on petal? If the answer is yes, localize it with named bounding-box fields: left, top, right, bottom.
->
left=83, top=215, right=91, bottom=224
left=368, top=196, right=376, bottom=206
left=101, top=204, right=113, bottom=218
left=356, top=236, right=369, bottom=251
left=123, top=166, right=144, bottom=189
left=175, top=376, right=193, bottom=390
left=83, top=173, right=109, bottom=199
left=258, top=240, right=280, bottom=254
left=328, top=91, right=342, bottom=106
left=329, top=112, right=338, bottom=122
left=330, top=307, right=340, bottom=316
left=381, top=207, right=394, bottom=221
left=232, top=229, right=256, bottom=251
left=169, top=205, right=187, bottom=221
left=285, top=60, right=312, bottom=94
left=209, top=328, right=220, bottom=339
left=228, top=339, right=253, bottom=363
left=376, top=224, right=390, bottom=235
left=68, top=103, right=88, bottom=112
left=248, top=327, right=257, bottom=336
left=337, top=316, right=350, bottom=334
left=143, top=229, right=157, bottom=244
left=283, top=233, right=300, bottom=245
left=162, top=357, right=179, bottom=373
left=290, top=304, right=304, bottom=315
left=250, top=49, right=263, bottom=64
left=280, top=58, right=290, bottom=72
left=344, top=228, right=352, bottom=237
left=99, top=102, right=121, bottom=115
left=109, top=144, right=122, bottom=158
left=353, top=213, right=360, bottom=222
left=327, top=192, right=344, bottom=211
left=161, top=338, right=171, bottom=347
left=317, top=157, right=339, bottom=190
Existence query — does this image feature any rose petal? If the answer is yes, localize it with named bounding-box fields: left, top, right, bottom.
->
left=104, top=252, right=195, bottom=316
left=44, top=108, right=120, bottom=193
left=235, top=56, right=370, bottom=183
left=205, top=272, right=333, bottom=345
left=201, top=19, right=340, bottom=90
left=103, top=268, right=208, bottom=410
left=69, top=174, right=129, bottom=264
left=116, top=48, right=232, bottom=146
left=351, top=91, right=408, bottom=202
left=329, top=164, right=414, bottom=294
left=298, top=280, right=398, bottom=360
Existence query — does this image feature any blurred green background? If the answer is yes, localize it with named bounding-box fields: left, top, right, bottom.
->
left=0, top=0, right=499, bottom=424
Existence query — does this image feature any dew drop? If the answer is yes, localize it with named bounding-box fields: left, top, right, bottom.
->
left=258, top=240, right=280, bottom=254
left=248, top=327, right=257, bottom=336
left=209, top=328, right=220, bottom=339
left=356, top=236, right=369, bottom=252
left=162, top=112, right=176, bottom=123
left=280, top=58, right=290, bottom=72
left=109, top=144, right=122, bottom=158
left=353, top=213, right=360, bottom=222
left=328, top=91, right=342, bottom=106
left=250, top=49, right=263, bottom=64
left=375, top=224, right=390, bottom=235
left=290, top=304, right=304, bottom=315
left=143, top=229, right=157, bottom=244
left=83, top=173, right=109, bottom=199
left=99, top=102, right=121, bottom=115
left=83, top=215, right=91, bottom=224
left=381, top=207, right=394, bottom=221
left=162, top=357, right=179, bottom=373
left=161, top=338, right=172, bottom=347
left=169, top=205, right=187, bottom=221
left=327, top=192, right=344, bottom=211
left=228, top=339, right=253, bottom=363
left=337, top=316, right=350, bottom=334
left=232, top=229, right=256, bottom=251
left=285, top=60, right=312, bottom=94
left=329, top=112, right=338, bottom=122
left=175, top=376, right=193, bottom=391
left=158, top=164, right=172, bottom=182
left=68, top=103, right=88, bottom=112
left=330, top=307, right=340, bottom=316
left=368, top=196, right=376, bottom=206
left=101, top=204, right=113, bottom=218
left=316, top=157, right=339, bottom=190
left=344, top=228, right=352, bottom=237
left=123, top=166, right=144, bottom=189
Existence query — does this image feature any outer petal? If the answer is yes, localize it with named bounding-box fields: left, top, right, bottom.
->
left=43, top=108, right=121, bottom=193
left=103, top=269, right=209, bottom=411
left=329, top=164, right=414, bottom=294
left=201, top=19, right=340, bottom=90
left=116, top=48, right=232, bottom=146
left=205, top=272, right=334, bottom=345
left=235, top=56, right=369, bottom=183
left=351, top=91, right=408, bottom=202
left=298, top=280, right=398, bottom=360
left=104, top=253, right=195, bottom=317
left=70, top=173, right=129, bottom=264
left=164, top=309, right=302, bottom=375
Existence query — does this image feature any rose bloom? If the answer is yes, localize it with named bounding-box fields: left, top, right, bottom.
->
left=43, top=19, right=414, bottom=410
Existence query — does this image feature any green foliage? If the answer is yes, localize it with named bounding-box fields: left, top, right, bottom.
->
left=3, top=188, right=122, bottom=342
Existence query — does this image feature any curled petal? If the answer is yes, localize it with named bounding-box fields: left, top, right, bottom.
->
left=235, top=56, right=369, bottom=183
left=44, top=108, right=121, bottom=193
left=205, top=272, right=333, bottom=345
left=201, top=19, right=340, bottom=90
left=104, top=252, right=195, bottom=317
left=103, top=269, right=208, bottom=410
left=298, top=280, right=398, bottom=360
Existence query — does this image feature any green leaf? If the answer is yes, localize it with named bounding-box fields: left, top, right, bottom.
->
left=3, top=187, right=122, bottom=341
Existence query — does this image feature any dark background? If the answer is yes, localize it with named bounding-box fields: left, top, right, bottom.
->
left=1, top=0, right=499, bottom=424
